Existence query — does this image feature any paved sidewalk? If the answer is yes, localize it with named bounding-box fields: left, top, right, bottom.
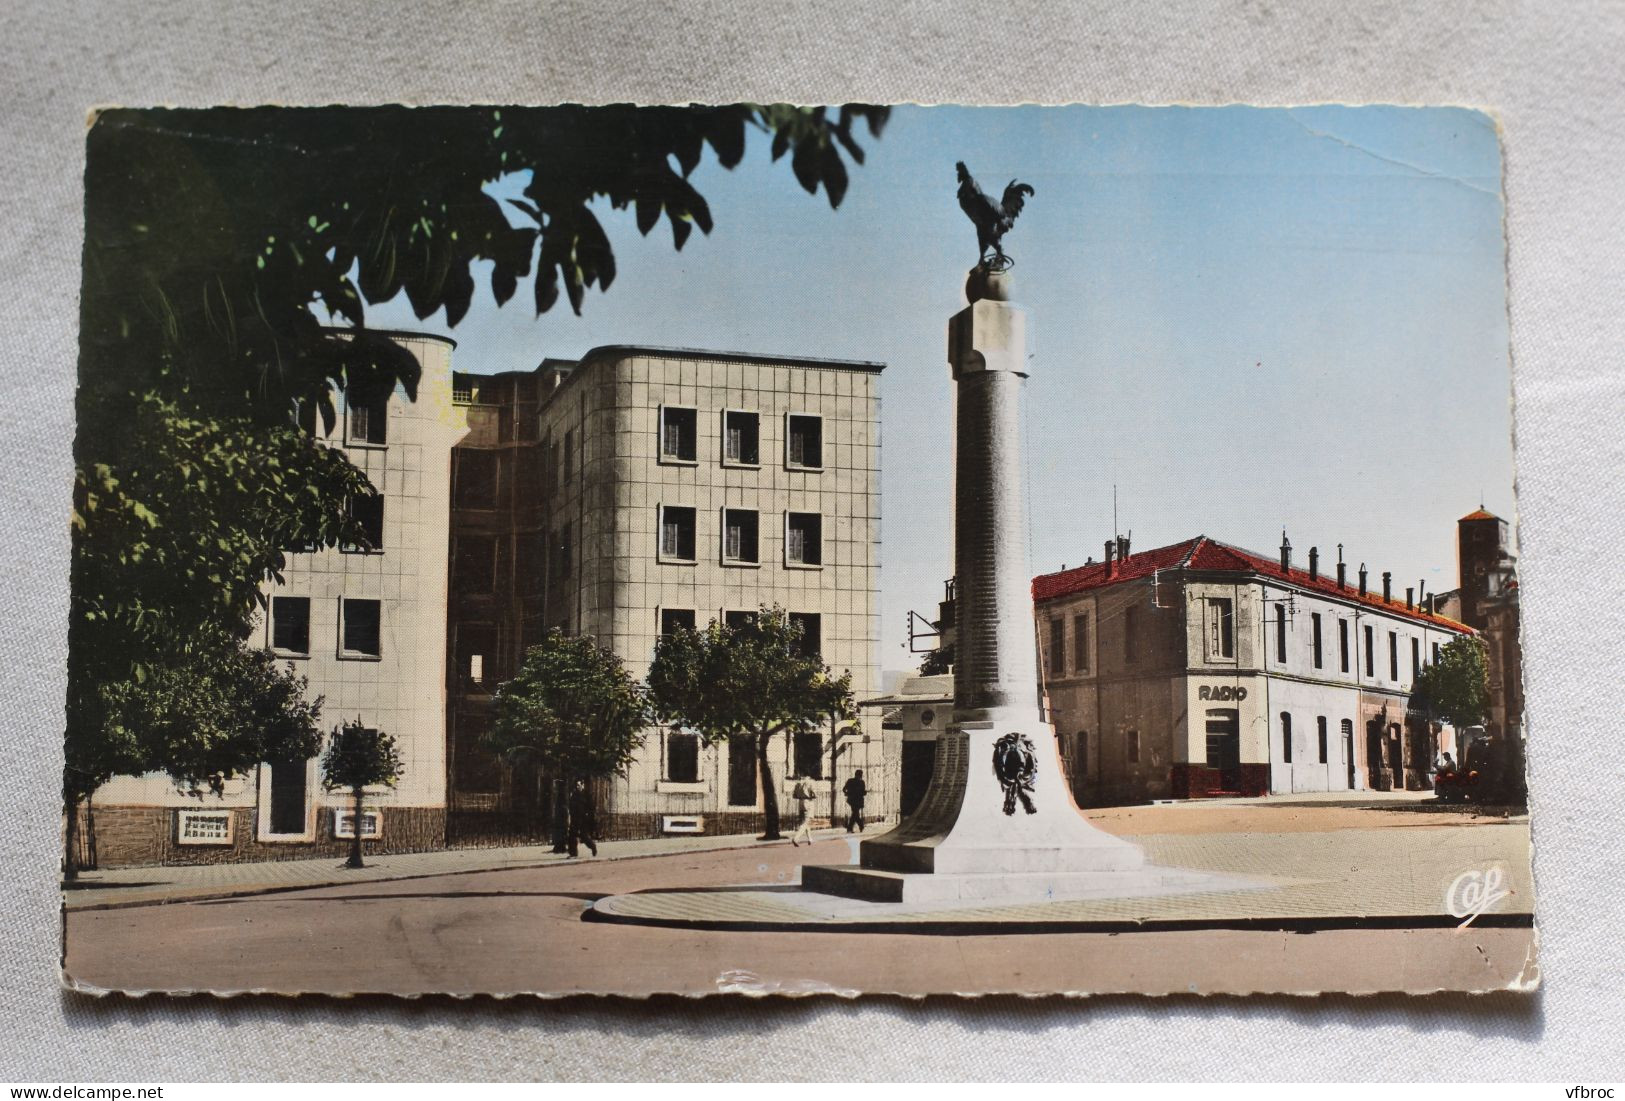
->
left=589, top=822, right=1535, bottom=929
left=62, top=828, right=857, bottom=910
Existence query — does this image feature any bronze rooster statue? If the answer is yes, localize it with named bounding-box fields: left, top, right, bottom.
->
left=955, top=161, right=1036, bottom=269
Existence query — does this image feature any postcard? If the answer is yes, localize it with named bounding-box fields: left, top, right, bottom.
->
left=61, top=103, right=1533, bottom=997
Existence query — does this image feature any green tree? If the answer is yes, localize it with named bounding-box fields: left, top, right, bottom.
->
left=320, top=721, right=405, bottom=869
left=486, top=631, right=650, bottom=850
left=648, top=607, right=853, bottom=840
left=69, top=104, right=888, bottom=862
left=1410, top=635, right=1491, bottom=731
left=66, top=630, right=324, bottom=879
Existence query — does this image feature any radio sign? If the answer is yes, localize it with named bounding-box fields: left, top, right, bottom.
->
left=1198, top=684, right=1248, bottom=702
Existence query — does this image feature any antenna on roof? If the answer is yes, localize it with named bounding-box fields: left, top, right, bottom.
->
left=1112, top=483, right=1118, bottom=541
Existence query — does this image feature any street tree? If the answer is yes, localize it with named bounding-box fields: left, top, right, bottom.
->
left=65, top=631, right=325, bottom=879
left=648, top=607, right=849, bottom=840
left=321, top=721, right=405, bottom=869
left=486, top=630, right=650, bottom=849
left=69, top=104, right=888, bottom=847
left=1410, top=635, right=1491, bottom=731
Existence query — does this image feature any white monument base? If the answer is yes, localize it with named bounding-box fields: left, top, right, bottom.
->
left=802, top=708, right=1191, bottom=905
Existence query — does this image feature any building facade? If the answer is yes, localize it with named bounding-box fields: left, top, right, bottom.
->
left=1032, top=534, right=1474, bottom=807
left=445, top=346, right=889, bottom=842
left=88, top=333, right=465, bottom=866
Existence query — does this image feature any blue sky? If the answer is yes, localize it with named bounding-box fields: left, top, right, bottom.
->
left=366, top=105, right=1513, bottom=677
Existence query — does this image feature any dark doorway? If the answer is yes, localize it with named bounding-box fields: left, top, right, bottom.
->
left=727, top=736, right=757, bottom=807
left=1204, top=709, right=1241, bottom=791
left=900, top=741, right=936, bottom=818
left=1366, top=721, right=1385, bottom=789
left=1342, top=719, right=1356, bottom=789
left=1387, top=724, right=1404, bottom=788
left=268, top=759, right=307, bottom=834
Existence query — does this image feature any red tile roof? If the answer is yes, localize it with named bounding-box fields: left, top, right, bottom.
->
left=1032, top=535, right=1472, bottom=634
left=1459, top=508, right=1501, bottom=522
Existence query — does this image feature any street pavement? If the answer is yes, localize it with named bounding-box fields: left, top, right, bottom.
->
left=61, top=800, right=1537, bottom=998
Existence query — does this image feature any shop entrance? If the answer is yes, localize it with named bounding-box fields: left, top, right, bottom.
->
left=268, top=758, right=307, bottom=834
left=1204, top=709, right=1241, bottom=792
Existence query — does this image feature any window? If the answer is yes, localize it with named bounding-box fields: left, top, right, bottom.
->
left=1125, top=729, right=1140, bottom=765
left=1073, top=614, right=1089, bottom=672
left=333, top=807, right=381, bottom=839
left=342, top=494, right=384, bottom=553
left=340, top=598, right=381, bottom=658
left=1317, top=716, right=1328, bottom=764
left=788, top=612, right=822, bottom=659
left=723, top=410, right=760, bottom=465
left=665, top=731, right=700, bottom=784
left=1311, top=613, right=1323, bottom=668
left=176, top=809, right=234, bottom=846
left=1411, top=637, right=1421, bottom=680
left=660, top=608, right=696, bottom=637
left=785, top=512, right=823, bottom=566
left=549, top=439, right=562, bottom=489
left=456, top=535, right=496, bottom=593
left=454, top=450, right=499, bottom=509
left=1206, top=598, right=1234, bottom=659
left=1433, top=641, right=1441, bottom=664
left=562, top=429, right=575, bottom=480
left=459, top=623, right=495, bottom=689
left=660, top=406, right=697, bottom=462
left=1389, top=630, right=1399, bottom=681
left=554, top=524, right=573, bottom=580
left=1048, top=618, right=1066, bottom=676
left=793, top=729, right=824, bottom=780
left=1124, top=605, right=1139, bottom=664
left=270, top=596, right=310, bottom=655
left=724, top=610, right=759, bottom=632
left=1364, top=624, right=1375, bottom=677
left=268, top=759, right=308, bottom=835
left=1339, top=619, right=1350, bottom=673
left=516, top=448, right=544, bottom=502
left=347, top=391, right=388, bottom=446
left=1275, top=602, right=1288, bottom=664
left=722, top=508, right=760, bottom=564
left=1281, top=712, right=1293, bottom=764
left=787, top=414, right=823, bottom=469
left=659, top=506, right=697, bottom=562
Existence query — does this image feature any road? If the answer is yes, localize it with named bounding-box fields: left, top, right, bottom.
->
left=63, top=801, right=1536, bottom=998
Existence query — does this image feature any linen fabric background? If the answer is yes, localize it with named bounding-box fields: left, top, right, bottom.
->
left=1, top=0, right=1621, bottom=1082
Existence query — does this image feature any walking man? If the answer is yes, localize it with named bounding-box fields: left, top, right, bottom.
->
left=567, top=779, right=599, bottom=857
left=842, top=769, right=868, bottom=833
left=790, top=778, right=815, bottom=846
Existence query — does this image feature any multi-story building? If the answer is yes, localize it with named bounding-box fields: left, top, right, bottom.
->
left=1031, top=534, right=1474, bottom=807
left=446, top=345, right=889, bottom=841
left=88, top=333, right=465, bottom=865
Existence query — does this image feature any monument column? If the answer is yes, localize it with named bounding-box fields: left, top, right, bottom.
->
left=802, top=260, right=1152, bottom=905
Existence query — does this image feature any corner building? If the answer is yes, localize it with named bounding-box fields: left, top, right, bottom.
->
left=1033, top=535, right=1474, bottom=807
left=88, top=333, right=465, bottom=865
left=447, top=346, right=887, bottom=842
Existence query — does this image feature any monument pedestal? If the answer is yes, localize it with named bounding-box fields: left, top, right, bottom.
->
left=800, top=263, right=1205, bottom=908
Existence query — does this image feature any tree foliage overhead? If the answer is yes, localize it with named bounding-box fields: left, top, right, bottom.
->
left=81, top=104, right=890, bottom=423
left=648, top=607, right=854, bottom=839
left=487, top=630, right=650, bottom=781
left=67, top=103, right=888, bottom=826
left=1410, top=635, right=1490, bottom=731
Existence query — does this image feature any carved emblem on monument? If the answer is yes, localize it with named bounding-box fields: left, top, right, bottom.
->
left=992, top=732, right=1038, bottom=815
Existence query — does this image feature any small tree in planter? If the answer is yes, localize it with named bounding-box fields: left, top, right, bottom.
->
left=321, top=720, right=404, bottom=869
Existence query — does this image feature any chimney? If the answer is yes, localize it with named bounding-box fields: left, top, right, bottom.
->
left=1382, top=571, right=1392, bottom=603
left=1104, top=539, right=1116, bottom=577
left=1336, top=544, right=1346, bottom=589
left=1358, top=563, right=1368, bottom=596
left=1118, top=531, right=1131, bottom=559
left=1280, top=530, right=1292, bottom=572
left=1405, top=586, right=1414, bottom=610
left=1308, top=546, right=1320, bottom=582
